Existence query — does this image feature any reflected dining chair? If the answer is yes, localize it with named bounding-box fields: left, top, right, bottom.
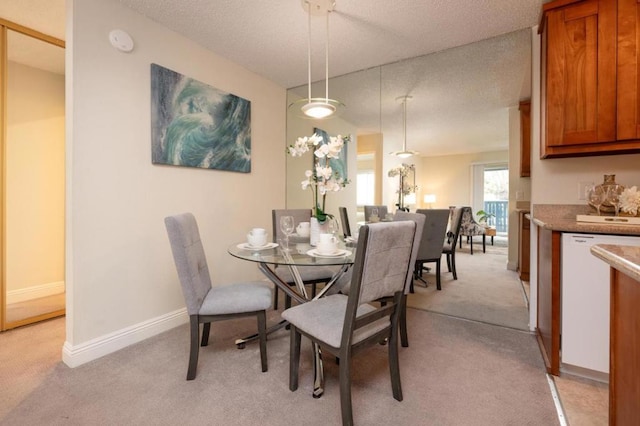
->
left=272, top=209, right=336, bottom=309
left=442, top=207, right=463, bottom=280
left=413, top=209, right=450, bottom=291
left=364, top=205, right=388, bottom=222
left=282, top=221, right=416, bottom=426
left=458, top=206, right=487, bottom=254
left=339, top=206, right=351, bottom=238
left=165, top=213, right=272, bottom=380
left=392, top=211, right=425, bottom=348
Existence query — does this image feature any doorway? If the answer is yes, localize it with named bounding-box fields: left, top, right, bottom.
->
left=472, top=162, right=509, bottom=234
left=1, top=21, right=65, bottom=330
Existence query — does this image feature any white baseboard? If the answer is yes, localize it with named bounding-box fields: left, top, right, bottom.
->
left=7, top=281, right=65, bottom=304
left=62, top=308, right=188, bottom=368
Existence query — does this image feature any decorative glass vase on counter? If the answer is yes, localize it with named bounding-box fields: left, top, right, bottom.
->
left=587, top=174, right=640, bottom=217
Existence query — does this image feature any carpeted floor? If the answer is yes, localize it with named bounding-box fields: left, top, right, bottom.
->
left=0, top=308, right=558, bottom=425
left=407, top=236, right=530, bottom=331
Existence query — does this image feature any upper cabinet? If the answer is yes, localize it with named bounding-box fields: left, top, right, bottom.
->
left=540, top=0, right=640, bottom=158
left=519, top=100, right=531, bottom=177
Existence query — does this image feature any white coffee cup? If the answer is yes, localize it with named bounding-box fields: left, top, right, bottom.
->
left=316, top=233, right=338, bottom=254
left=296, top=222, right=310, bottom=238
left=247, top=228, right=268, bottom=247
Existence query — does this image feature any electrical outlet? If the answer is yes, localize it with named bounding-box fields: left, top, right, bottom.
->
left=578, top=182, right=593, bottom=200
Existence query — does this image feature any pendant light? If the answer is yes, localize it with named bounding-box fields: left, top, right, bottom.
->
left=391, top=95, right=419, bottom=158
left=298, top=0, right=343, bottom=119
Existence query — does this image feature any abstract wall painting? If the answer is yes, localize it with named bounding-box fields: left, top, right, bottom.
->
left=150, top=63, right=251, bottom=173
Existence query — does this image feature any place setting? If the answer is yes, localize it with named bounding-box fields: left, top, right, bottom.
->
left=306, top=233, right=352, bottom=258
left=236, top=227, right=278, bottom=250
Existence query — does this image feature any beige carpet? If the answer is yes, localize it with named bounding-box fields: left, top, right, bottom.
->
left=407, top=236, right=530, bottom=331
left=0, top=309, right=558, bottom=425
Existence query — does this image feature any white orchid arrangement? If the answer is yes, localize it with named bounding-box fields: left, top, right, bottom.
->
left=620, top=186, right=640, bottom=216
left=288, top=133, right=350, bottom=222
left=388, top=163, right=418, bottom=210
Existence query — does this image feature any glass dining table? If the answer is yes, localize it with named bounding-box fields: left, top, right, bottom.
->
left=228, top=238, right=356, bottom=398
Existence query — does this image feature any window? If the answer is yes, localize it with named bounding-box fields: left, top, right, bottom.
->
left=357, top=170, right=375, bottom=206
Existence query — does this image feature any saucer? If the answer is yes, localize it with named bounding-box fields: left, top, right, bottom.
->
left=306, top=249, right=352, bottom=258
left=237, top=242, right=278, bottom=251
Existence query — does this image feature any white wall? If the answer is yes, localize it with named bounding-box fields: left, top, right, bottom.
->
left=65, top=0, right=286, bottom=365
left=6, top=61, right=65, bottom=295
left=417, top=150, right=509, bottom=210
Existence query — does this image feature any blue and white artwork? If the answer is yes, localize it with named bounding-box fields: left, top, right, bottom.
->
left=151, top=64, right=251, bottom=172
left=314, top=127, right=347, bottom=181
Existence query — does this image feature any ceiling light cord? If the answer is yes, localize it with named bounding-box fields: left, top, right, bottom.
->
left=402, top=97, right=407, bottom=151
left=307, top=2, right=312, bottom=103
left=325, top=9, right=329, bottom=103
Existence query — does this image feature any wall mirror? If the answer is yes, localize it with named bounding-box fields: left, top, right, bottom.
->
left=286, top=28, right=531, bottom=225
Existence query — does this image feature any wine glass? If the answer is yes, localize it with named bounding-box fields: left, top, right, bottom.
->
left=279, top=216, right=295, bottom=250
left=326, top=217, right=338, bottom=237
left=587, top=185, right=606, bottom=216
left=607, top=184, right=623, bottom=217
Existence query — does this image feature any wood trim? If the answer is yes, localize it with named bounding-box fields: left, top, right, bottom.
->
left=536, top=228, right=561, bottom=376
left=3, top=309, right=65, bottom=330
left=0, top=26, right=4, bottom=331
left=0, top=18, right=64, bottom=48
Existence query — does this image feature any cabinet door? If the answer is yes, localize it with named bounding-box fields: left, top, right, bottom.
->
left=544, top=0, right=616, bottom=151
left=617, top=0, right=640, bottom=140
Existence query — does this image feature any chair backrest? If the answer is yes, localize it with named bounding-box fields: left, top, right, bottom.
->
left=393, top=211, right=426, bottom=294
left=341, top=221, right=416, bottom=345
left=415, top=209, right=450, bottom=261
left=364, top=205, right=388, bottom=222
left=339, top=206, right=351, bottom=237
left=458, top=206, right=486, bottom=237
left=443, top=207, right=464, bottom=252
left=272, top=209, right=312, bottom=242
left=165, top=213, right=212, bottom=316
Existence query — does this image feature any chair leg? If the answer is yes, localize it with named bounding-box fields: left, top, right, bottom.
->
left=257, top=310, right=268, bottom=372
left=201, top=322, right=211, bottom=346
left=400, top=294, right=409, bottom=347
left=187, top=316, right=200, bottom=381
left=274, top=287, right=279, bottom=310
left=446, top=253, right=452, bottom=272
left=451, top=252, right=458, bottom=280
left=482, top=234, right=486, bottom=253
left=470, top=237, right=473, bottom=255
left=389, top=325, right=403, bottom=402
left=436, top=260, right=442, bottom=291
left=339, top=353, right=354, bottom=426
left=289, top=326, right=301, bottom=391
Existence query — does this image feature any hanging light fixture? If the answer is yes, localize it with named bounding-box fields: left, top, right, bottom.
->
left=391, top=95, right=419, bottom=158
left=296, top=0, right=343, bottom=119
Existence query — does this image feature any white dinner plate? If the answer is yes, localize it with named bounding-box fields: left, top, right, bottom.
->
left=306, top=248, right=352, bottom=258
left=237, top=242, right=278, bottom=250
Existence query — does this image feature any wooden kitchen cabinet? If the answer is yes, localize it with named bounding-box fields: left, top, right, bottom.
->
left=540, top=0, right=640, bottom=158
left=519, top=101, right=531, bottom=177
left=536, top=228, right=561, bottom=376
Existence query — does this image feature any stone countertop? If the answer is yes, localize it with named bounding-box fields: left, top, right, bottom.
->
left=531, top=204, right=640, bottom=236
left=591, top=244, right=640, bottom=282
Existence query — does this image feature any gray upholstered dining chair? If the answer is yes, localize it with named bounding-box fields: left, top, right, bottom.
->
left=364, top=205, right=388, bottom=222
left=413, top=209, right=450, bottom=291
left=165, top=213, right=272, bottom=380
left=272, top=209, right=336, bottom=309
left=443, top=207, right=464, bottom=280
left=392, top=211, right=425, bottom=348
left=282, top=221, right=416, bottom=426
left=339, top=206, right=351, bottom=238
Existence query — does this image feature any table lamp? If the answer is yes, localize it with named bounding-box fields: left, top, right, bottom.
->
left=423, top=194, right=436, bottom=208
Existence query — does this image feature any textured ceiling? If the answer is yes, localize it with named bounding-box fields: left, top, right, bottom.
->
left=0, top=0, right=544, bottom=156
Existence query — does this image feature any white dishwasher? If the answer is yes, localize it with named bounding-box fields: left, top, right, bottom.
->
left=561, top=233, right=640, bottom=376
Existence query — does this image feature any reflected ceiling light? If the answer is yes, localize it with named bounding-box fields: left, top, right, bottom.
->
left=299, top=0, right=343, bottom=119
left=391, top=95, right=419, bottom=158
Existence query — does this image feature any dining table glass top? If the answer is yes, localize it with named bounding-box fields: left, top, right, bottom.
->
left=228, top=239, right=356, bottom=266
